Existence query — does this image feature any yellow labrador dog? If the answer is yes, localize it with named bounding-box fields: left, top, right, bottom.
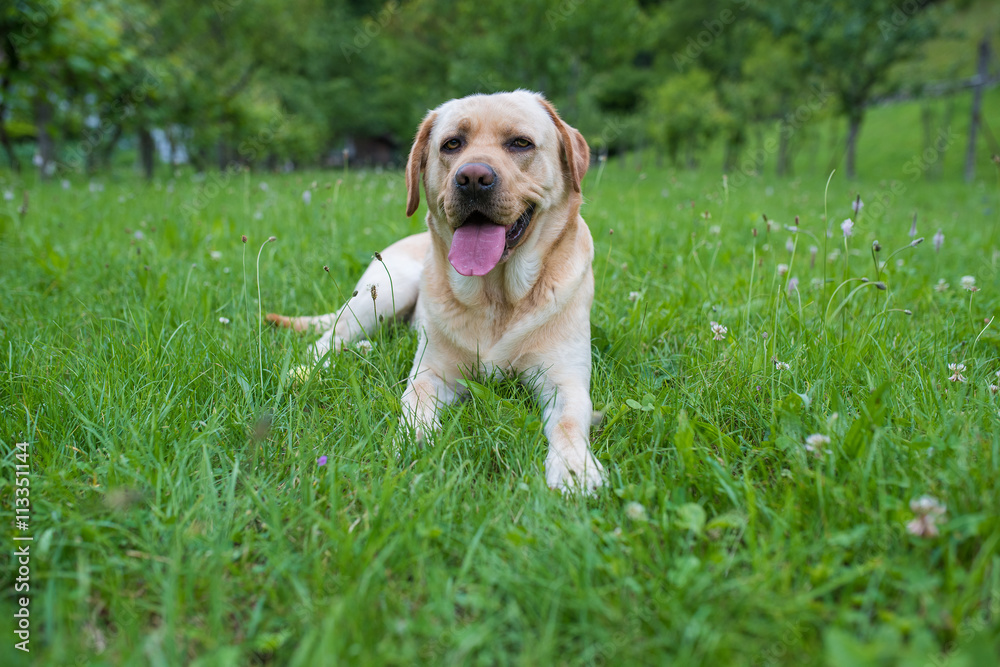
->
left=269, top=90, right=604, bottom=493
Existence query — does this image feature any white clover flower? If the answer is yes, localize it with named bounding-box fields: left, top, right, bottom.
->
left=804, top=434, right=831, bottom=457
left=851, top=198, right=863, bottom=214
left=935, top=279, right=949, bottom=292
left=628, top=291, right=641, bottom=302
left=61, top=179, right=71, bottom=189
left=777, top=263, right=789, bottom=277
left=787, top=277, right=799, bottom=295
left=133, top=230, right=145, bottom=240
left=906, top=495, right=946, bottom=538
left=811, top=278, right=823, bottom=290
left=785, top=238, right=795, bottom=253
left=805, top=434, right=830, bottom=447
left=625, top=502, right=647, bottom=522
left=32, top=153, right=44, bottom=167
left=947, top=363, right=967, bottom=383
left=3, top=190, right=13, bottom=201
left=354, top=340, right=374, bottom=354
left=218, top=317, right=230, bottom=325
left=960, top=275, right=977, bottom=292
left=840, top=218, right=854, bottom=237
left=710, top=321, right=727, bottom=341
left=827, top=249, right=841, bottom=262
left=774, top=360, right=790, bottom=371
left=210, top=250, right=222, bottom=260
left=253, top=210, right=263, bottom=220
left=259, top=182, right=269, bottom=191
left=709, top=225, right=721, bottom=235
left=989, top=384, right=998, bottom=395
left=302, top=190, right=312, bottom=205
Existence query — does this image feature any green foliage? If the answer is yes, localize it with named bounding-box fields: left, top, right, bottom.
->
left=2, top=0, right=993, bottom=179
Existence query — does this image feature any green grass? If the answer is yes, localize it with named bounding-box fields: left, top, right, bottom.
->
left=1, top=130, right=1000, bottom=665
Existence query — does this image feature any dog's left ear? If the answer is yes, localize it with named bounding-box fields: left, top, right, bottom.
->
left=405, top=110, right=437, bottom=217
left=537, top=97, right=590, bottom=193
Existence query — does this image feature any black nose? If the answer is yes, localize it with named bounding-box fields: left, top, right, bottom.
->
left=455, top=162, right=497, bottom=193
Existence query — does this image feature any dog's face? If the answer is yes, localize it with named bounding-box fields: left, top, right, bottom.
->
left=406, top=91, right=589, bottom=276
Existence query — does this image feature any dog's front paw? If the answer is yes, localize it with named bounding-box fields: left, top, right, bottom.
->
left=546, top=448, right=605, bottom=495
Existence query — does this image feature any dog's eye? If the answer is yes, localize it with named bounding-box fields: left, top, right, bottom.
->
left=509, top=138, right=533, bottom=150
left=442, top=138, right=462, bottom=152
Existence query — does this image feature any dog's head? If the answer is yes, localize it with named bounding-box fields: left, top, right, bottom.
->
left=405, top=91, right=589, bottom=277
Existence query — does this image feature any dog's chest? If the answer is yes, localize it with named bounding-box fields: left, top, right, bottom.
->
left=425, top=292, right=550, bottom=371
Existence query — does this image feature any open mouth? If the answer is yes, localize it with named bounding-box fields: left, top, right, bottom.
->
left=447, top=204, right=536, bottom=277
left=504, top=203, right=535, bottom=249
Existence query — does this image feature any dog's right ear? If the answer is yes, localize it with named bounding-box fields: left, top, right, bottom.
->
left=405, top=110, right=437, bottom=217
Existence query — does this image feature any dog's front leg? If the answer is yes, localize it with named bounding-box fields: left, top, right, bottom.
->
left=530, top=366, right=605, bottom=494
left=398, top=333, right=465, bottom=445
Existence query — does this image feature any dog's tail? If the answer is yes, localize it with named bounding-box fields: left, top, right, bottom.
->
left=266, top=313, right=333, bottom=333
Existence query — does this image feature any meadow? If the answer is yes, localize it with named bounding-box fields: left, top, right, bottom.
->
left=2, top=98, right=1000, bottom=665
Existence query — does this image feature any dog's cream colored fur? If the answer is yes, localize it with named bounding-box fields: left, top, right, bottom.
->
left=269, top=91, right=604, bottom=492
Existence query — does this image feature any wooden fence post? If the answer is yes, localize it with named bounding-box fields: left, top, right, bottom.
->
left=965, top=36, right=991, bottom=183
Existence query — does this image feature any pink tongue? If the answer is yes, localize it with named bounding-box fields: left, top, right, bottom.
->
left=448, top=220, right=507, bottom=276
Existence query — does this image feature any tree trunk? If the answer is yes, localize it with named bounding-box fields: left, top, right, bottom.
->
left=138, top=126, right=155, bottom=180
left=845, top=113, right=862, bottom=180
left=0, top=112, right=18, bottom=172
left=98, top=123, right=123, bottom=170
left=0, top=75, right=19, bottom=172
left=965, top=36, right=991, bottom=183
left=34, top=95, right=56, bottom=179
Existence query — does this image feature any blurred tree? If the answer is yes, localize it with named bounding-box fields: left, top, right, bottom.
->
left=645, top=68, right=726, bottom=168
left=763, top=0, right=941, bottom=179
left=0, top=0, right=972, bottom=179
left=4, top=0, right=128, bottom=178
left=738, top=33, right=818, bottom=177
left=644, top=0, right=759, bottom=171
